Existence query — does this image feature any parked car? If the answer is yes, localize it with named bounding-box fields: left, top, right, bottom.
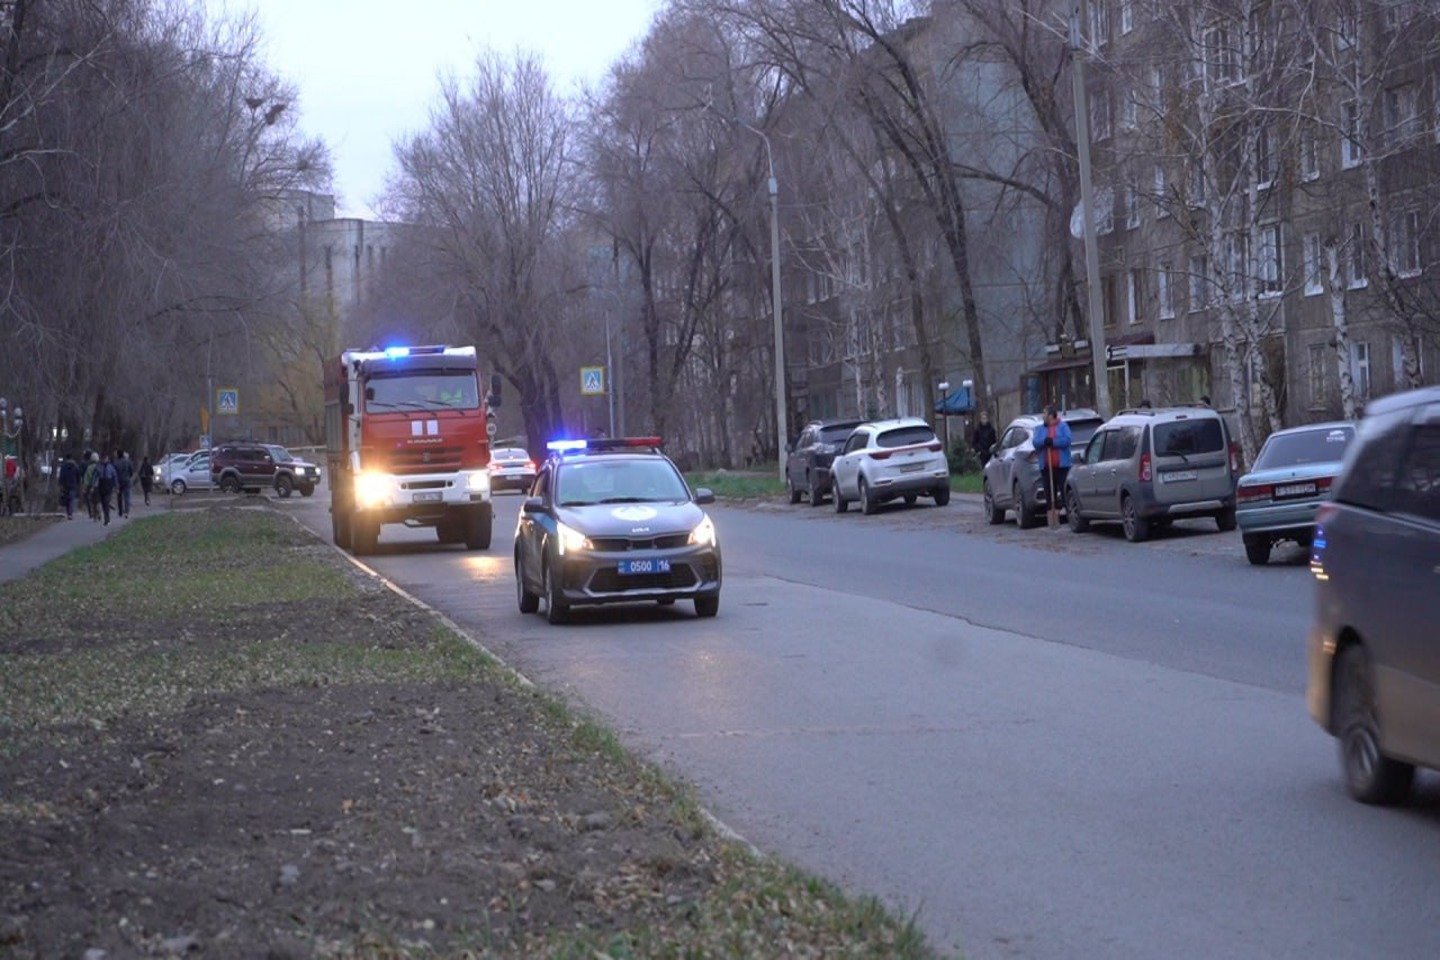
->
left=488, top=446, right=538, bottom=492
left=1306, top=386, right=1440, bottom=804
left=982, top=409, right=1103, bottom=528
left=830, top=418, right=950, bottom=515
left=167, top=450, right=212, bottom=495
left=262, top=444, right=321, bottom=498
left=1064, top=405, right=1239, bottom=542
left=514, top=437, right=721, bottom=623
left=210, top=442, right=278, bottom=494
left=785, top=418, right=863, bottom=505
left=1236, top=422, right=1354, bottom=565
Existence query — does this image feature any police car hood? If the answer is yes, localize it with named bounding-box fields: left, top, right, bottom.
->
left=556, top=500, right=704, bottom=538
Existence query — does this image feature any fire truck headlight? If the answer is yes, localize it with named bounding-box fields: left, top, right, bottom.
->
left=466, top=470, right=489, bottom=492
left=354, top=472, right=388, bottom=510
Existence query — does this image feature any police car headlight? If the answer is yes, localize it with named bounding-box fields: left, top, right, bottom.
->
left=354, top=472, right=388, bottom=509
left=689, top=514, right=717, bottom=547
left=467, top=470, right=489, bottom=492
left=556, top=521, right=591, bottom=555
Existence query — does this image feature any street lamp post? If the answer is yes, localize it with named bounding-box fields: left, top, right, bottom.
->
left=937, top=381, right=951, bottom=458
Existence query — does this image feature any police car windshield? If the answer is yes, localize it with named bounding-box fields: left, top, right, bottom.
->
left=556, top=459, right=690, bottom=506
left=366, top=372, right=480, bottom=411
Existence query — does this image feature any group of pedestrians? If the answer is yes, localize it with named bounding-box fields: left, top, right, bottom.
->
left=55, top=450, right=152, bottom=525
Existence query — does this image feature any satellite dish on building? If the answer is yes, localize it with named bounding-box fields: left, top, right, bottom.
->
left=1069, top=187, right=1114, bottom=240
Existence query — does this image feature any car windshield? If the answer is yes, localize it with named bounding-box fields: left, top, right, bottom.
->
left=1153, top=419, right=1225, bottom=457
left=556, top=458, right=689, bottom=506
left=365, top=372, right=480, bottom=411
left=819, top=424, right=859, bottom=444
left=1253, top=426, right=1354, bottom=470
left=876, top=426, right=936, bottom=448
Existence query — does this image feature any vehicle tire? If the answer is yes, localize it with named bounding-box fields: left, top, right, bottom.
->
left=1015, top=483, right=1039, bottom=530
left=544, top=559, right=569, bottom=625
left=860, top=478, right=878, bottom=515
left=694, top=594, right=719, bottom=618
left=983, top=482, right=1004, bottom=525
left=516, top=556, right=540, bottom=614
left=436, top=519, right=461, bottom=544
left=833, top=482, right=849, bottom=513
left=1243, top=534, right=1271, bottom=566
left=170, top=479, right=186, bottom=496
left=299, top=485, right=315, bottom=497
left=808, top=476, right=825, bottom=507
left=904, top=494, right=918, bottom=506
left=220, top=474, right=241, bottom=494
left=933, top=486, right=950, bottom=507
left=1121, top=494, right=1150, bottom=543
left=1067, top=488, right=1090, bottom=533
left=333, top=508, right=353, bottom=550
left=1334, top=644, right=1414, bottom=805
left=275, top=475, right=293, bottom=499
left=352, top=516, right=379, bottom=556
left=1216, top=506, right=1238, bottom=532
left=465, top=505, right=493, bottom=551
left=787, top=474, right=802, bottom=505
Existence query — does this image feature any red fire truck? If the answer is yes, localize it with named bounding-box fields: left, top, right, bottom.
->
left=324, top=345, right=499, bottom=555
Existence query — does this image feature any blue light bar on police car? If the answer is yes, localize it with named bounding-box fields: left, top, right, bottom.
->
left=547, top=439, right=588, bottom=453
left=383, top=346, right=410, bottom=358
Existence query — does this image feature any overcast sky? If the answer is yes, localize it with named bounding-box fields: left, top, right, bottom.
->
left=232, top=0, right=664, bottom=218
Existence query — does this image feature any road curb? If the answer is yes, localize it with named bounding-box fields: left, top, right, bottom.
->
left=279, top=508, right=762, bottom=858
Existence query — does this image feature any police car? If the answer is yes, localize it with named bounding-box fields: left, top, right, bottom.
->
left=514, top=438, right=722, bottom=623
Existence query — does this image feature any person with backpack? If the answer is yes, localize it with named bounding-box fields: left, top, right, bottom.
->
left=139, top=456, right=154, bottom=506
left=58, top=454, right=81, bottom=519
left=97, top=454, right=118, bottom=525
left=114, top=449, right=134, bottom=518
left=83, top=452, right=100, bottom=521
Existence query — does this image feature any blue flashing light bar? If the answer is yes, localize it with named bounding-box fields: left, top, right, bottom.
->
left=383, top=346, right=410, bottom=358
left=547, top=439, right=588, bottom=453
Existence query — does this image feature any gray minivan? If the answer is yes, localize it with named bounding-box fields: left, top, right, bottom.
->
left=1064, top=406, right=1239, bottom=541
left=1307, top=386, right=1440, bottom=804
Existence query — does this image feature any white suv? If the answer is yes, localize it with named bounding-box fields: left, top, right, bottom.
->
left=830, top=418, right=951, bottom=515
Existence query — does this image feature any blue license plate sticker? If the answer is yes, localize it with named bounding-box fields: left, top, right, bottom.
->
left=618, top=559, right=671, bottom=575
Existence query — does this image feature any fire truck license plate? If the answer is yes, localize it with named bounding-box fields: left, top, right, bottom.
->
left=412, top=492, right=443, bottom=503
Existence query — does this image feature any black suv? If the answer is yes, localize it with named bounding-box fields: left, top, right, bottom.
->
left=785, top=418, right=863, bottom=506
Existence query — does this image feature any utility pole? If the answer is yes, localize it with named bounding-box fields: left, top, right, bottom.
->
left=1070, top=3, right=1113, bottom=418
left=604, top=309, right=616, bottom=438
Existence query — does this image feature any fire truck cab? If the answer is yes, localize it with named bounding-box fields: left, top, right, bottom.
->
left=325, top=344, right=498, bottom=555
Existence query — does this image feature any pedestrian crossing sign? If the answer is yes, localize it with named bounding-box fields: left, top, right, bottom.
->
left=217, top=388, right=240, bottom=416
left=580, top=366, right=605, bottom=397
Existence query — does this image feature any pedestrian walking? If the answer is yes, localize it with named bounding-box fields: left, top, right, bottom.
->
left=97, top=454, right=118, bottom=525
left=139, top=456, right=154, bottom=506
left=83, top=452, right=100, bottom=521
left=58, top=454, right=80, bottom=519
left=114, top=449, right=134, bottom=518
left=1031, top=405, right=1073, bottom=529
left=971, top=411, right=998, bottom=465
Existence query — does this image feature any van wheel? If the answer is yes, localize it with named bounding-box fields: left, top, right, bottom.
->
left=275, top=475, right=293, bottom=499
left=1015, top=483, right=1039, bottom=529
left=1121, top=495, right=1150, bottom=542
left=1216, top=506, right=1237, bottom=532
left=983, top=482, right=1004, bottom=525
left=1335, top=645, right=1414, bottom=804
left=1243, top=535, right=1271, bottom=565
left=1067, top=488, right=1089, bottom=533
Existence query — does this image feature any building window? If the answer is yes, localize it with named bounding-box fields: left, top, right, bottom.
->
left=1092, top=92, right=1112, bottom=141
left=1102, top=274, right=1118, bottom=326
left=1337, top=15, right=1357, bottom=50
left=1123, top=183, right=1140, bottom=229
left=1097, top=189, right=1114, bottom=235
left=1308, top=343, right=1327, bottom=407
left=1204, top=24, right=1238, bottom=86
left=1188, top=161, right=1205, bottom=207
left=1122, top=93, right=1138, bottom=131
left=1158, top=262, right=1175, bottom=319
left=1255, top=126, right=1276, bottom=189
left=1226, top=232, right=1249, bottom=299
left=1385, top=84, right=1420, bottom=145
left=1300, top=135, right=1320, bottom=181
left=1393, top=334, right=1424, bottom=386
left=1189, top=254, right=1208, bottom=311
left=1127, top=269, right=1140, bottom=324
left=1350, top=340, right=1371, bottom=400
left=1258, top=224, right=1282, bottom=296
left=1121, top=0, right=1133, bottom=34
left=1089, top=0, right=1110, bottom=49
left=1341, top=101, right=1363, bottom=168
left=1346, top=223, right=1368, bottom=288
left=1303, top=233, right=1324, bottom=296
left=1153, top=164, right=1169, bottom=217
left=1389, top=209, right=1422, bottom=277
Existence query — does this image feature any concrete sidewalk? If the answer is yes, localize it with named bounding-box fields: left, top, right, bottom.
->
left=0, top=499, right=159, bottom=585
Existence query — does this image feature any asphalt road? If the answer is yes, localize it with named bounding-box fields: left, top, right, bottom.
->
left=290, top=492, right=1440, bottom=959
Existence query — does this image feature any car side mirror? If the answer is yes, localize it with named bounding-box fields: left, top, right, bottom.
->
left=364, top=387, right=375, bottom=402
left=488, top=373, right=503, bottom=408
left=694, top=488, right=715, bottom=505
left=1072, top=448, right=1086, bottom=465
left=522, top=496, right=545, bottom=514
left=989, top=442, right=998, bottom=456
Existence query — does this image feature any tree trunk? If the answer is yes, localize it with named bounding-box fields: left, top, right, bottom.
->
left=1323, top=240, right=1358, bottom=420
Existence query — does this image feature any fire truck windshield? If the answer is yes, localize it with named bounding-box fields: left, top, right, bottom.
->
left=365, top=372, right=481, bottom=411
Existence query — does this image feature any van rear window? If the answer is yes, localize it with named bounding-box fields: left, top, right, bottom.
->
left=877, top=426, right=937, bottom=448
left=1153, top=419, right=1225, bottom=457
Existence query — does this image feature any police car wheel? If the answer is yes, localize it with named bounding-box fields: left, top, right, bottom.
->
left=517, top=560, right=540, bottom=614
left=544, top=560, right=569, bottom=624
left=694, top=595, right=719, bottom=618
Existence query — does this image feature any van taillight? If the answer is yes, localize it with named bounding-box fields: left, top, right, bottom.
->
left=1139, top=452, right=1152, bottom=482
left=1229, top=441, right=1241, bottom=473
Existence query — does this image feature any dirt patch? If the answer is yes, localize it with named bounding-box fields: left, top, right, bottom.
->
left=0, top=507, right=934, bottom=958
